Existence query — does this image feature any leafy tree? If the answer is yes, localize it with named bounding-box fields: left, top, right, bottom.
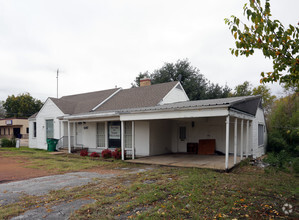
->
left=233, top=81, right=253, bottom=96
left=252, top=84, right=276, bottom=115
left=132, top=59, right=231, bottom=100
left=267, top=93, right=298, bottom=154
left=0, top=101, right=5, bottom=118
left=225, top=0, right=299, bottom=91
left=3, top=93, right=43, bottom=118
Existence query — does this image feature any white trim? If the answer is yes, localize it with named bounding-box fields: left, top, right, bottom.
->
left=240, top=119, right=244, bottom=160
left=132, top=121, right=135, bottom=160
left=246, top=120, right=249, bottom=158
left=225, top=116, right=230, bottom=170
left=120, top=108, right=229, bottom=121
left=121, top=121, right=125, bottom=160
left=67, top=121, right=71, bottom=153
left=91, top=88, right=122, bottom=111
left=234, top=118, right=237, bottom=165
left=229, top=109, right=255, bottom=120
left=64, top=112, right=118, bottom=120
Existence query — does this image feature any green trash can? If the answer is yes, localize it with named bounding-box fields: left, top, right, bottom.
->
left=47, top=138, right=59, bottom=152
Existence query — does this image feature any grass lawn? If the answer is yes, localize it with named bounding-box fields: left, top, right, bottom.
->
left=0, top=147, right=298, bottom=219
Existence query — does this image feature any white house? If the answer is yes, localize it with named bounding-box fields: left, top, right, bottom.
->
left=29, top=79, right=267, bottom=170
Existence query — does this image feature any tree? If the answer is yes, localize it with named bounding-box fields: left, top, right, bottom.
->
left=233, top=81, right=253, bottom=96
left=3, top=93, right=43, bottom=118
left=132, top=59, right=231, bottom=100
left=252, top=84, right=276, bottom=115
left=225, top=0, right=299, bottom=91
left=0, top=101, right=6, bottom=118
left=267, top=93, right=298, bottom=153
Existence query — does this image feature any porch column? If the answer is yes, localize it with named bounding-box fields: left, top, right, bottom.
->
left=67, top=121, right=71, bottom=153
left=104, top=121, right=108, bottom=149
left=246, top=120, right=249, bottom=158
left=234, top=118, right=237, bottom=165
left=73, top=122, right=76, bottom=147
left=132, top=121, right=135, bottom=160
left=121, top=121, right=125, bottom=160
left=240, top=120, right=244, bottom=160
left=225, top=115, right=230, bottom=170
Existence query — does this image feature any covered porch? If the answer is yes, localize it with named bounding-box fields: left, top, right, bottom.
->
left=127, top=154, right=241, bottom=170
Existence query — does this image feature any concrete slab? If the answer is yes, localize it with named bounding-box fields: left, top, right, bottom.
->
left=127, top=154, right=241, bottom=170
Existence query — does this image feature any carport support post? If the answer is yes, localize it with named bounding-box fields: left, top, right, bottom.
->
left=246, top=120, right=249, bottom=158
left=132, top=121, right=135, bottom=160
left=225, top=115, right=230, bottom=170
left=121, top=121, right=125, bottom=160
left=67, top=121, right=71, bottom=153
left=240, top=120, right=244, bottom=160
left=234, top=118, right=237, bottom=165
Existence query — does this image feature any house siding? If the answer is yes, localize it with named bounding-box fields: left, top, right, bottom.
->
left=29, top=99, right=64, bottom=150
left=159, top=85, right=189, bottom=105
left=149, top=120, right=172, bottom=155
left=134, top=121, right=150, bottom=156
left=251, top=107, right=266, bottom=158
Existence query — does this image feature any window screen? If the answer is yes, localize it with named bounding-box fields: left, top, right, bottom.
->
left=258, top=124, right=264, bottom=146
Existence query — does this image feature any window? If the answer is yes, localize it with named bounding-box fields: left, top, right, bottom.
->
left=4, top=128, right=6, bottom=135
left=96, top=122, right=105, bottom=148
left=33, top=122, right=37, bottom=138
left=8, top=128, right=10, bottom=135
left=258, top=124, right=264, bottom=146
left=0, top=128, right=1, bottom=135
left=179, top=126, right=186, bottom=141
left=26, top=127, right=29, bottom=134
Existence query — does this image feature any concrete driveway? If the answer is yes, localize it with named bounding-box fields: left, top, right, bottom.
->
left=0, top=167, right=153, bottom=220
left=0, top=172, right=114, bottom=220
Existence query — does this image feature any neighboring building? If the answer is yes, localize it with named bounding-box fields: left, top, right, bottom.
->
left=0, top=118, right=29, bottom=139
left=29, top=80, right=267, bottom=170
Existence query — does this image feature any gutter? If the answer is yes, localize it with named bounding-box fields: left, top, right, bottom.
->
left=63, top=112, right=119, bottom=120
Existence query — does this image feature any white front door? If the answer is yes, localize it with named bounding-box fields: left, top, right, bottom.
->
left=177, top=123, right=187, bottom=152
left=76, top=123, right=83, bottom=145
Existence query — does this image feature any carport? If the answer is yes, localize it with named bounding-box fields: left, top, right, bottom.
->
left=127, top=154, right=241, bottom=170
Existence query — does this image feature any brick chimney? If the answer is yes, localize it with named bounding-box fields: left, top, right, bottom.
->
left=140, top=78, right=151, bottom=87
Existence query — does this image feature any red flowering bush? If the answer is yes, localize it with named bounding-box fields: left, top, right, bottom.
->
left=90, top=152, right=100, bottom=157
left=80, top=149, right=88, bottom=156
left=101, top=149, right=112, bottom=159
left=112, top=148, right=121, bottom=159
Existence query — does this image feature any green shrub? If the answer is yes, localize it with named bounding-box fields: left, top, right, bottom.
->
left=291, top=157, right=299, bottom=174
left=267, top=131, right=287, bottom=153
left=0, top=138, right=16, bottom=147
left=263, top=151, right=292, bottom=170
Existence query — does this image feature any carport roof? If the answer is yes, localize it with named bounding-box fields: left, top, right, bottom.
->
left=118, top=95, right=261, bottom=116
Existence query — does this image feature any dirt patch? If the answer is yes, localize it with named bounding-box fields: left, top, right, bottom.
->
left=0, top=156, right=51, bottom=184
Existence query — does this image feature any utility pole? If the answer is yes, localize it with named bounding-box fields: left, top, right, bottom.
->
left=56, top=69, right=59, bottom=98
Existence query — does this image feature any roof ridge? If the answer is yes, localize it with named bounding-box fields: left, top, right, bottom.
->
left=60, top=87, right=120, bottom=99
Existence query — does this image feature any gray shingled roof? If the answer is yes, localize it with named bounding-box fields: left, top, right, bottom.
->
left=51, top=88, right=119, bottom=114
left=93, top=81, right=179, bottom=112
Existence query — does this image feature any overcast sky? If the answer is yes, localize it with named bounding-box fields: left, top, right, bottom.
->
left=0, top=0, right=298, bottom=101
